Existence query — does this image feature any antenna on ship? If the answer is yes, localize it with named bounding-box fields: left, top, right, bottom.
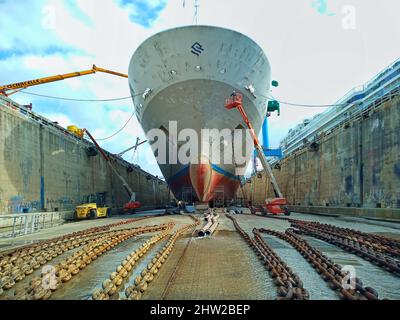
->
left=193, top=0, right=199, bottom=25
left=182, top=0, right=200, bottom=24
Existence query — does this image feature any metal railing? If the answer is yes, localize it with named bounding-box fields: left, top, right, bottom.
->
left=0, top=211, right=66, bottom=238
left=281, top=76, right=400, bottom=156
left=268, top=85, right=399, bottom=167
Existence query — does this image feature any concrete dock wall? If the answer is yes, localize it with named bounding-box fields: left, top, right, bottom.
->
left=241, top=95, right=400, bottom=213
left=0, top=96, right=170, bottom=215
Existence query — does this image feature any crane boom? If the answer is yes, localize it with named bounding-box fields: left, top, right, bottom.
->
left=83, top=129, right=135, bottom=201
left=0, top=64, right=128, bottom=95
left=117, top=138, right=147, bottom=157
left=92, top=65, right=128, bottom=78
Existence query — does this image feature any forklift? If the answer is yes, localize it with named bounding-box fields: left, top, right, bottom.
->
left=74, top=193, right=111, bottom=220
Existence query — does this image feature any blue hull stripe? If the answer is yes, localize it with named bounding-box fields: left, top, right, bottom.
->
left=211, top=165, right=241, bottom=181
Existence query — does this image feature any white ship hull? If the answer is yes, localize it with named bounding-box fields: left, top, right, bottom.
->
left=128, top=26, right=271, bottom=204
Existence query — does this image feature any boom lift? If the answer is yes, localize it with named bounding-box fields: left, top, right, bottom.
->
left=224, top=92, right=290, bottom=215
left=0, top=65, right=128, bottom=96
left=83, top=129, right=142, bottom=214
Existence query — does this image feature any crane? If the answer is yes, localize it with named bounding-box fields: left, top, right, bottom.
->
left=224, top=92, right=290, bottom=215
left=83, top=129, right=142, bottom=214
left=116, top=137, right=147, bottom=158
left=0, top=65, right=128, bottom=96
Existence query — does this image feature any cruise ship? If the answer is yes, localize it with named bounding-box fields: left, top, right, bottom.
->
left=128, top=26, right=271, bottom=204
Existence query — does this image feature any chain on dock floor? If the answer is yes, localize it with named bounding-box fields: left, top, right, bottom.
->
left=2, top=211, right=400, bottom=300
left=233, top=214, right=400, bottom=300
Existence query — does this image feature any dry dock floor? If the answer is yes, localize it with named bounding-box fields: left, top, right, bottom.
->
left=0, top=211, right=399, bottom=300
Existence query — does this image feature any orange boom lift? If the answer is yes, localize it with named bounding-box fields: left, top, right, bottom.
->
left=224, top=92, right=290, bottom=215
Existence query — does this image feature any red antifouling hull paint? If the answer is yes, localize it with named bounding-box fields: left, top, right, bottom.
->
left=189, top=157, right=212, bottom=202
left=170, top=165, right=241, bottom=202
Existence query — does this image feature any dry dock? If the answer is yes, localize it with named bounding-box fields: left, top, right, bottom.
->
left=0, top=47, right=399, bottom=302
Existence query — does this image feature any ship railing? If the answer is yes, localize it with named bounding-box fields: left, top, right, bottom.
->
left=281, top=59, right=400, bottom=150
left=363, top=57, right=400, bottom=90
left=281, top=81, right=399, bottom=157
left=282, top=70, right=400, bottom=155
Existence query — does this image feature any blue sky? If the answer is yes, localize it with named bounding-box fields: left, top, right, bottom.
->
left=0, top=0, right=399, bottom=178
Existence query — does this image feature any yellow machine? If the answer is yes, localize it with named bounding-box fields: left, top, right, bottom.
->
left=67, top=125, right=84, bottom=138
left=74, top=194, right=110, bottom=220
left=0, top=64, right=128, bottom=96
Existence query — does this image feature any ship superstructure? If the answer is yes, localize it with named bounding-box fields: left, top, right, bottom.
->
left=280, top=59, right=400, bottom=157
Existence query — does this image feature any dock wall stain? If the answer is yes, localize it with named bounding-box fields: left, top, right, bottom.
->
left=0, top=106, right=169, bottom=214
left=242, top=96, right=400, bottom=209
